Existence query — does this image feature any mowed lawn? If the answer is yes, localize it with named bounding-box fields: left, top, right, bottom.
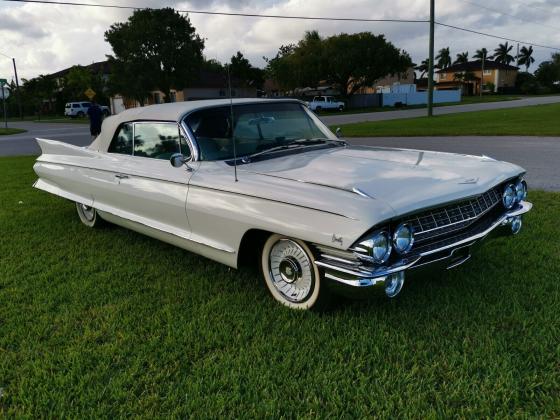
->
left=337, top=103, right=560, bottom=137
left=0, top=128, right=26, bottom=136
left=1, top=156, right=559, bottom=417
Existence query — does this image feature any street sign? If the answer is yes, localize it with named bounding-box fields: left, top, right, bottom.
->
left=1, top=86, right=10, bottom=99
left=84, top=88, right=96, bottom=100
left=0, top=78, right=7, bottom=86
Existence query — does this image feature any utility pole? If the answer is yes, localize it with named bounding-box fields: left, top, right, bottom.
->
left=427, top=0, right=435, bottom=117
left=480, top=51, right=485, bottom=97
left=12, top=58, right=23, bottom=120
left=1, top=80, right=7, bottom=129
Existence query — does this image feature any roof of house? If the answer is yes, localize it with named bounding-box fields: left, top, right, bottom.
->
left=50, top=61, right=111, bottom=78
left=436, top=60, right=519, bottom=73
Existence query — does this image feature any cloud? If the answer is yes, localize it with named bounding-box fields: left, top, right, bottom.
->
left=0, top=0, right=559, bottom=81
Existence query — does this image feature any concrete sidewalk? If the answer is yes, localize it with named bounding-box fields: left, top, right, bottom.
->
left=321, top=95, right=560, bottom=126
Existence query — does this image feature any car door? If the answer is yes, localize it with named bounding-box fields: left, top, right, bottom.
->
left=98, top=121, right=195, bottom=239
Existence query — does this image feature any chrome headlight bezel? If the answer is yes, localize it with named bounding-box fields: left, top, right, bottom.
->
left=514, top=178, right=527, bottom=203
left=353, top=230, right=392, bottom=264
left=502, top=183, right=516, bottom=209
left=392, top=223, right=415, bottom=254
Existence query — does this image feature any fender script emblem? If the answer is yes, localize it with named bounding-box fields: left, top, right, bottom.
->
left=332, top=234, right=343, bottom=245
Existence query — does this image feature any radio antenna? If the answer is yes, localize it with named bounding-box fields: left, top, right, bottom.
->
left=227, top=65, right=238, bottom=182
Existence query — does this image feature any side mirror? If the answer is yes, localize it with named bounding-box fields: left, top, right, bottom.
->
left=170, top=153, right=187, bottom=168
left=335, top=127, right=342, bottom=138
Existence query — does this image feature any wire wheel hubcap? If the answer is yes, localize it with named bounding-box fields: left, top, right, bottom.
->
left=269, top=239, right=314, bottom=303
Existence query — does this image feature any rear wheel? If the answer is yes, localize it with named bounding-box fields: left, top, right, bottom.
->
left=261, top=234, right=329, bottom=310
left=77, top=111, right=85, bottom=118
left=338, top=105, right=344, bottom=111
left=76, top=202, right=102, bottom=227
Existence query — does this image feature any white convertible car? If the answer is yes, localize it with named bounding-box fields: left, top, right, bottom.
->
left=34, top=99, right=532, bottom=309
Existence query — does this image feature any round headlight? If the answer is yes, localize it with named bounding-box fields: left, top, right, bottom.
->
left=515, top=179, right=527, bottom=203
left=371, top=232, right=392, bottom=263
left=502, top=184, right=516, bottom=209
left=393, top=223, right=414, bottom=254
left=356, top=231, right=392, bottom=264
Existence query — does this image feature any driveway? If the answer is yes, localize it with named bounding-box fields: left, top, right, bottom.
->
left=0, top=121, right=90, bottom=156
left=321, top=95, right=560, bottom=126
left=347, top=136, right=560, bottom=192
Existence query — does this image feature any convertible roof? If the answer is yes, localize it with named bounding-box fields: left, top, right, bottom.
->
left=89, top=98, right=301, bottom=152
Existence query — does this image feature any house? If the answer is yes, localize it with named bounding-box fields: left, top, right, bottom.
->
left=351, top=67, right=416, bottom=94
left=50, top=61, right=111, bottom=93
left=436, top=60, right=519, bottom=95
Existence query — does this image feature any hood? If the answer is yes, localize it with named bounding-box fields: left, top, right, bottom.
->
left=240, top=145, right=523, bottom=216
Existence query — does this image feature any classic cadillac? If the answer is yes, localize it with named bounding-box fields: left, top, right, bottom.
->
left=33, top=99, right=532, bottom=309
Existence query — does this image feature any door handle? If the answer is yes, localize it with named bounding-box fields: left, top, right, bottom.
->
left=115, top=174, right=129, bottom=179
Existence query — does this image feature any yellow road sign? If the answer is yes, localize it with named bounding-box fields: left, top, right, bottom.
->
left=84, top=88, right=96, bottom=100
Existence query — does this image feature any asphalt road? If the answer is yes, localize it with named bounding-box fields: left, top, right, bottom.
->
left=1, top=121, right=558, bottom=191
left=0, top=121, right=91, bottom=156
left=321, top=95, right=560, bottom=126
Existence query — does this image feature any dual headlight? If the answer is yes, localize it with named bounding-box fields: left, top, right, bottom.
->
left=502, top=178, right=527, bottom=209
left=354, top=223, right=414, bottom=264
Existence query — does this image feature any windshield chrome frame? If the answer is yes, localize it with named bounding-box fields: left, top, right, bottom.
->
left=178, top=101, right=338, bottom=163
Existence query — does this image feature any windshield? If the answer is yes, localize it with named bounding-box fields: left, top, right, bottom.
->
left=184, top=102, right=335, bottom=161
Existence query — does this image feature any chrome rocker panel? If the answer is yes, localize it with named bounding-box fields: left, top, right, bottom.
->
left=314, top=201, right=533, bottom=292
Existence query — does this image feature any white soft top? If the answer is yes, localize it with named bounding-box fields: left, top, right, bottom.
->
left=89, top=98, right=301, bottom=152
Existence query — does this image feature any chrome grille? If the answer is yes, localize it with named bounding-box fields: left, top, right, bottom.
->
left=403, top=186, right=502, bottom=242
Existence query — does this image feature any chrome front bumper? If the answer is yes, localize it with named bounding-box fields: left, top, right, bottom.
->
left=314, top=201, right=533, bottom=295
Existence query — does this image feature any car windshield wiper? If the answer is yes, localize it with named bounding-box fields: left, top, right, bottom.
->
left=242, top=138, right=344, bottom=162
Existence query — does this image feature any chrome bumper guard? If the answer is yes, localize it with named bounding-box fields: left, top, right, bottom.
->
left=314, top=201, right=533, bottom=291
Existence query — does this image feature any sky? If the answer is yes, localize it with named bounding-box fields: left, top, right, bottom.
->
left=1, top=0, right=559, bottom=82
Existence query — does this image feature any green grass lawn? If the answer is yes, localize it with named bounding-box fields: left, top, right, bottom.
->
left=0, top=128, right=26, bottom=135
left=337, top=103, right=560, bottom=137
left=1, top=156, right=559, bottom=417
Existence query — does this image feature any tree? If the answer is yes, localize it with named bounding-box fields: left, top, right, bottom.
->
left=65, top=66, right=92, bottom=100
left=415, top=58, right=429, bottom=79
left=454, top=51, right=469, bottom=65
left=535, top=53, right=560, bottom=91
left=518, top=46, right=535, bottom=71
left=229, top=51, right=265, bottom=88
left=436, top=47, right=451, bottom=69
left=493, top=42, right=515, bottom=65
left=105, top=8, right=204, bottom=104
left=473, top=48, right=488, bottom=61
left=265, top=31, right=411, bottom=98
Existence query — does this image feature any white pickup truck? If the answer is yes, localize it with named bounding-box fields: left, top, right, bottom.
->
left=308, top=96, right=345, bottom=112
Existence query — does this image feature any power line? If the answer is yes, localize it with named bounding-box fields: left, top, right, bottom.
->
left=0, top=0, right=429, bottom=23
left=435, top=21, right=560, bottom=51
left=0, top=51, right=12, bottom=59
left=3, top=0, right=560, bottom=51
left=457, top=0, right=560, bottom=33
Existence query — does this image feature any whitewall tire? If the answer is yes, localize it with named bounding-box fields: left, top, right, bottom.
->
left=76, top=202, right=101, bottom=228
left=261, top=234, right=328, bottom=310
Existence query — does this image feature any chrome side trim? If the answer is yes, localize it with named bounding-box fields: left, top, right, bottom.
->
left=315, top=201, right=532, bottom=287
left=352, top=187, right=374, bottom=199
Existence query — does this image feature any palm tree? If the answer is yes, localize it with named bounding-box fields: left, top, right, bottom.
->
left=436, top=47, right=451, bottom=69
left=414, top=58, right=430, bottom=78
left=454, top=51, right=469, bottom=65
left=518, top=46, right=535, bottom=71
left=493, top=42, right=515, bottom=65
left=473, top=48, right=488, bottom=61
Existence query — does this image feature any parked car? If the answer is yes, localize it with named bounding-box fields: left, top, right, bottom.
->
left=308, top=96, right=345, bottom=112
left=34, top=99, right=531, bottom=310
left=64, top=102, right=111, bottom=118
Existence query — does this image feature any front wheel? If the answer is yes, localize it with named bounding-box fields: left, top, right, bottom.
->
left=261, top=234, right=329, bottom=310
left=76, top=202, right=102, bottom=227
